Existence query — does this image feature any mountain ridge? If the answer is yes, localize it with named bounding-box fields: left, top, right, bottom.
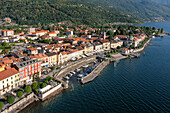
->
left=0, top=0, right=170, bottom=25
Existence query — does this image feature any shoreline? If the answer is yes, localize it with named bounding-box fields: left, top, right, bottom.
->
left=16, top=38, right=151, bottom=113
left=81, top=38, right=151, bottom=84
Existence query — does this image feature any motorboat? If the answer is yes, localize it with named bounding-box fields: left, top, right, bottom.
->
left=70, top=71, right=76, bottom=75
left=77, top=74, right=84, bottom=78
left=67, top=73, right=73, bottom=77
left=75, top=68, right=81, bottom=72
left=64, top=76, right=70, bottom=80
left=82, top=64, right=89, bottom=68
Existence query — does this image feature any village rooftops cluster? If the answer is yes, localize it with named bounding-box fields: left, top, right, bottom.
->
left=0, top=25, right=148, bottom=96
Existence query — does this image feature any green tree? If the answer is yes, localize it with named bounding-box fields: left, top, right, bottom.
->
left=7, top=95, right=15, bottom=104
left=0, top=101, right=4, bottom=110
left=40, top=83, right=47, bottom=88
left=16, top=91, right=23, bottom=98
left=24, top=86, right=32, bottom=93
left=117, top=46, right=121, bottom=49
left=51, top=67, right=55, bottom=70
left=152, top=27, right=156, bottom=31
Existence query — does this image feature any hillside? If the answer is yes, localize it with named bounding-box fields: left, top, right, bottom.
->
left=0, top=0, right=170, bottom=25
left=152, top=0, right=170, bottom=7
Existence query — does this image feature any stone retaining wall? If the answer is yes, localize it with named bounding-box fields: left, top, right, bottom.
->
left=1, top=93, right=34, bottom=113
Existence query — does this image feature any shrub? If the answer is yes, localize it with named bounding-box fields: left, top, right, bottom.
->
left=51, top=67, right=55, bottom=70
left=0, top=101, right=4, bottom=110
left=44, top=80, right=49, bottom=84
left=24, top=86, right=32, bottom=94
left=16, top=91, right=23, bottom=98
left=40, top=83, right=47, bottom=88
left=19, top=88, right=24, bottom=91
left=7, top=95, right=15, bottom=104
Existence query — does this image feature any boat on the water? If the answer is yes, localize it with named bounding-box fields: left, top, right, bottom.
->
left=75, top=68, right=81, bottom=72
left=67, top=73, right=73, bottom=77
left=70, top=71, right=76, bottom=75
left=64, top=76, right=70, bottom=80
left=77, top=74, right=84, bottom=78
left=82, top=64, right=89, bottom=68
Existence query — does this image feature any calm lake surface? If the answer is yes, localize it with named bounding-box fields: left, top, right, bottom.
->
left=21, top=22, right=170, bottom=113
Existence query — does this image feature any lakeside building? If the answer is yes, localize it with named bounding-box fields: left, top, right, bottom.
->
left=14, top=59, right=41, bottom=85
left=0, top=68, right=19, bottom=95
left=45, top=52, right=58, bottom=67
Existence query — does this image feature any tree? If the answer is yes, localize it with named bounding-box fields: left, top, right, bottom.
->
left=117, top=46, right=121, bottom=49
left=16, top=91, right=23, bottom=98
left=2, top=41, right=8, bottom=46
left=40, top=83, right=47, bottom=88
left=0, top=101, right=3, bottom=110
left=7, top=95, right=15, bottom=104
left=24, top=86, right=32, bottom=93
left=106, top=31, right=114, bottom=36
left=51, top=67, right=55, bottom=70
left=152, top=27, right=156, bottom=31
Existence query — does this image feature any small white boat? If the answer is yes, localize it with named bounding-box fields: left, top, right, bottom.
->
left=75, top=68, right=81, bottom=72
left=64, top=76, right=70, bottom=80
left=77, top=74, right=84, bottom=78
left=82, top=64, right=89, bottom=68
left=70, top=71, right=76, bottom=75
left=152, top=36, right=155, bottom=38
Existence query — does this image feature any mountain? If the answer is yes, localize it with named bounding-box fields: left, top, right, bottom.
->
left=0, top=0, right=170, bottom=25
left=151, top=0, right=170, bottom=7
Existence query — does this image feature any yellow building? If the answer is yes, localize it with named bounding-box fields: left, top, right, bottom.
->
left=0, top=64, right=5, bottom=72
left=0, top=68, right=19, bottom=95
left=46, top=52, right=58, bottom=67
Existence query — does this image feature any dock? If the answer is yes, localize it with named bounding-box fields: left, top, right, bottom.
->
left=81, top=61, right=110, bottom=84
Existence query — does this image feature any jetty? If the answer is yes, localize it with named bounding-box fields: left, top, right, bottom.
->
left=81, top=61, right=110, bottom=84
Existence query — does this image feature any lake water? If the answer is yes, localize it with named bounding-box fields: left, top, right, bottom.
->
left=21, top=22, right=170, bottom=113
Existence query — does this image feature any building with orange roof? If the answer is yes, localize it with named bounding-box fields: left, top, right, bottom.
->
left=32, top=30, right=48, bottom=36
left=26, top=47, right=38, bottom=55
left=0, top=68, right=19, bottom=95
left=66, top=30, right=73, bottom=36
left=100, top=39, right=110, bottom=50
left=1, top=30, right=14, bottom=36
left=30, top=54, right=49, bottom=68
left=48, top=32, right=58, bottom=37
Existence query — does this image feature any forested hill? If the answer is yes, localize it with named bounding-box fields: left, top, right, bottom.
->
left=0, top=0, right=170, bottom=25
left=151, top=0, right=170, bottom=7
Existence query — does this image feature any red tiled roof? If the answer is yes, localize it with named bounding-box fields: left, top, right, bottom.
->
left=0, top=68, right=19, bottom=81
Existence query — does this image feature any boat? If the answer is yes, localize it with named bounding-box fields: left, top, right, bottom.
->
left=70, top=71, right=76, bottom=75
left=82, top=64, right=89, bottom=68
left=64, top=76, right=70, bottom=80
left=77, top=74, right=84, bottom=78
left=152, top=36, right=155, bottom=38
left=67, top=73, right=73, bottom=77
left=75, top=68, right=81, bottom=72
left=83, top=73, right=88, bottom=76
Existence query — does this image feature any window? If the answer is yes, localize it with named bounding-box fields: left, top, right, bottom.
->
left=11, top=77, right=13, bottom=79
left=2, top=81, right=4, bottom=83
left=7, top=79, right=8, bottom=82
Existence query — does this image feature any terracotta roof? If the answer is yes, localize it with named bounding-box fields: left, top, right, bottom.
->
left=1, top=30, right=14, bottom=32
left=0, top=68, right=19, bottom=81
left=27, top=47, right=37, bottom=51
left=48, top=32, right=56, bottom=34
left=115, top=35, right=128, bottom=38
left=32, top=30, right=48, bottom=34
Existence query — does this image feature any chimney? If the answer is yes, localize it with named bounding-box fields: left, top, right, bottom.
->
left=103, top=32, right=106, bottom=40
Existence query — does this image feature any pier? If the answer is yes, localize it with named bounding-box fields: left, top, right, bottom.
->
left=81, top=61, right=110, bottom=84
